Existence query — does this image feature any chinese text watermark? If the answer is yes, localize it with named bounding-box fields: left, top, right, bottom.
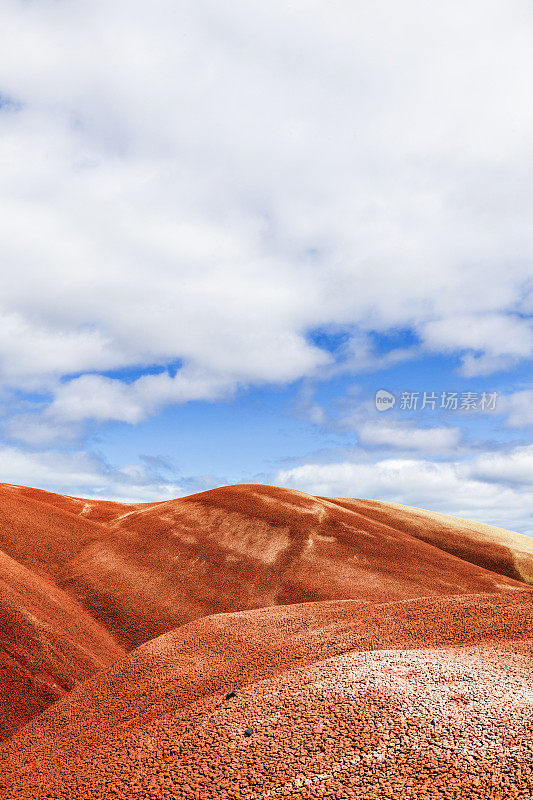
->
left=375, top=390, right=498, bottom=412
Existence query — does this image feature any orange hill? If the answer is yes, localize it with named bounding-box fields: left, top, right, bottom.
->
left=0, top=548, right=123, bottom=739
left=0, top=483, right=531, bottom=651
left=1, top=589, right=532, bottom=798
left=0, top=482, right=532, bottom=797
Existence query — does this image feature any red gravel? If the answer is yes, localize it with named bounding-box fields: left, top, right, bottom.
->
left=1, top=589, right=532, bottom=798
left=1, top=482, right=532, bottom=797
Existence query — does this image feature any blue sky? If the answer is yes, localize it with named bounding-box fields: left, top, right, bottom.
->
left=0, top=1, right=531, bottom=533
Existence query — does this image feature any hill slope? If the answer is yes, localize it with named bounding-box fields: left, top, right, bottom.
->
left=0, top=483, right=532, bottom=649
left=0, top=549, right=124, bottom=739
left=0, top=482, right=532, bottom=795
left=1, top=588, right=532, bottom=799
left=333, top=497, right=533, bottom=584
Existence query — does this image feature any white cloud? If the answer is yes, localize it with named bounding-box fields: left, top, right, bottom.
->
left=0, top=445, right=183, bottom=502
left=357, top=421, right=462, bottom=453
left=295, top=385, right=327, bottom=426
left=470, top=445, right=533, bottom=486
left=421, top=315, right=533, bottom=376
left=0, top=313, right=127, bottom=382
left=46, top=367, right=239, bottom=424
left=277, top=446, right=533, bottom=535
left=501, top=389, right=533, bottom=428
left=0, top=446, right=106, bottom=490
left=331, top=333, right=419, bottom=376
left=0, top=0, right=531, bottom=428
left=4, top=414, right=84, bottom=447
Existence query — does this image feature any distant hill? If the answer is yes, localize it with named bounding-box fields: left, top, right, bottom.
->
left=0, top=482, right=531, bottom=651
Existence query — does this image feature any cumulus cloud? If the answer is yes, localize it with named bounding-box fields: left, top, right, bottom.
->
left=4, top=414, right=84, bottom=447
left=470, top=445, right=533, bottom=486
left=277, top=446, right=533, bottom=534
left=501, top=389, right=533, bottom=428
left=0, top=0, right=531, bottom=429
left=0, top=0, right=532, bottom=516
left=47, top=367, right=240, bottom=424
left=0, top=445, right=184, bottom=502
left=421, top=315, right=533, bottom=376
left=2, top=366, right=244, bottom=444
left=357, top=422, right=462, bottom=453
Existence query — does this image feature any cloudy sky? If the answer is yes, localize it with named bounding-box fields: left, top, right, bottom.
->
left=0, top=0, right=532, bottom=533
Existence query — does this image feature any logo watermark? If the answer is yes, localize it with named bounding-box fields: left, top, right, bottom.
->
left=375, top=389, right=396, bottom=412
left=375, top=390, right=498, bottom=412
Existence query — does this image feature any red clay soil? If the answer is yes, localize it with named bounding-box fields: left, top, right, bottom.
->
left=330, top=497, right=533, bottom=584
left=0, top=548, right=124, bottom=740
left=1, top=589, right=532, bottom=799
left=2, top=483, right=530, bottom=650
left=0, top=482, right=158, bottom=524
left=1, top=483, right=532, bottom=796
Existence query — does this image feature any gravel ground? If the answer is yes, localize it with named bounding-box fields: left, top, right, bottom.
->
left=2, top=591, right=531, bottom=799
left=115, top=640, right=533, bottom=800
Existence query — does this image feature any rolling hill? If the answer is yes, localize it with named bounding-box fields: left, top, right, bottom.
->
left=0, top=483, right=531, bottom=650
left=0, top=548, right=123, bottom=739
left=1, top=589, right=531, bottom=798
left=0, top=481, right=532, bottom=798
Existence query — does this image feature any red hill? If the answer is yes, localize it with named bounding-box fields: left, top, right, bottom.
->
left=0, top=483, right=531, bottom=650
left=0, top=549, right=123, bottom=739
left=1, top=589, right=532, bottom=798
left=0, top=482, right=532, bottom=797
